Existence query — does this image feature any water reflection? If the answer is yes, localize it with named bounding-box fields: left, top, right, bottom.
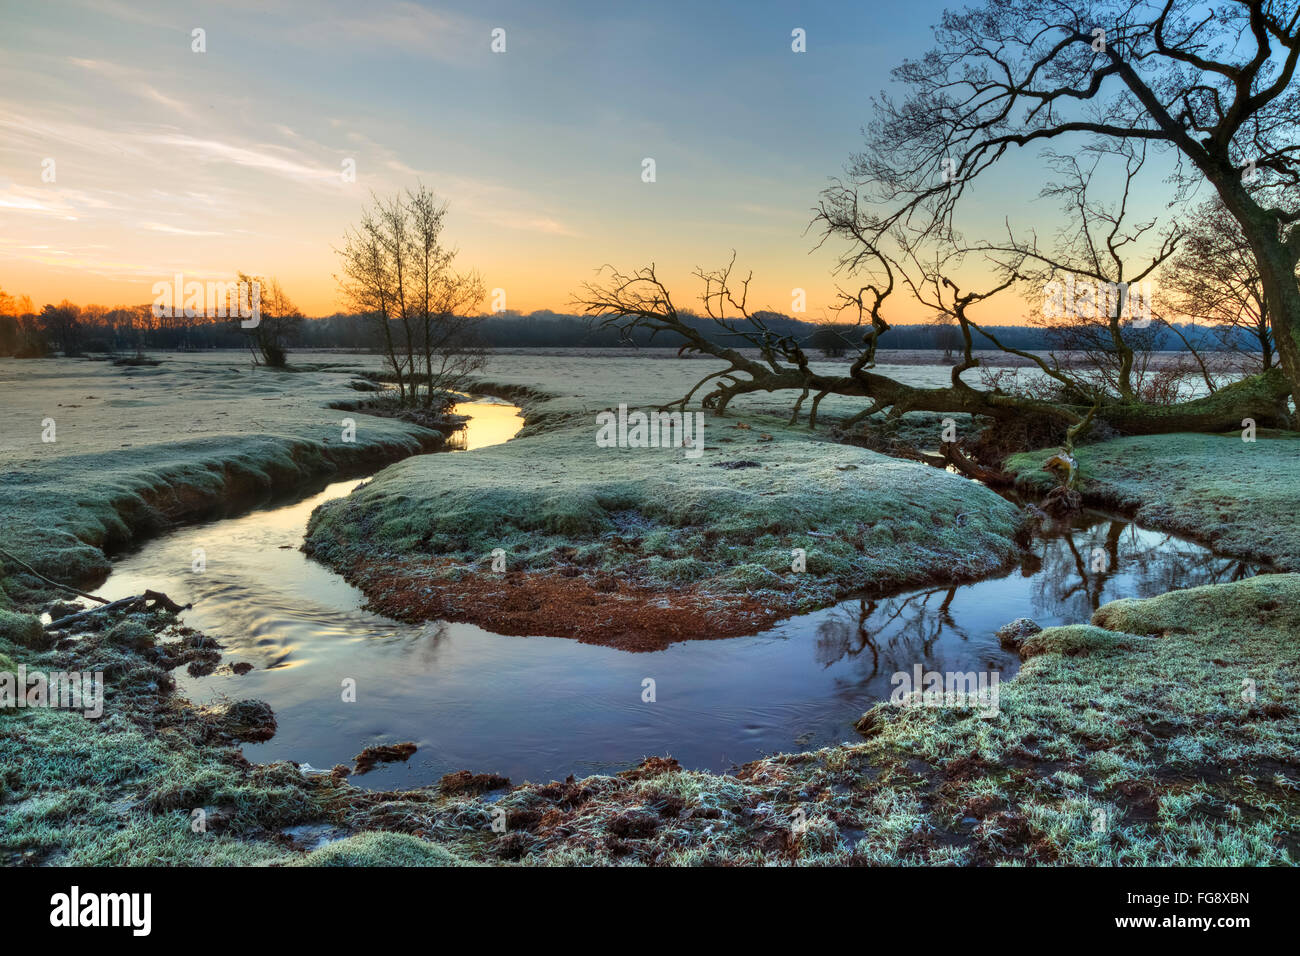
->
left=808, top=513, right=1257, bottom=686
left=93, top=402, right=1262, bottom=788
left=441, top=398, right=523, bottom=452
left=1030, top=512, right=1257, bottom=621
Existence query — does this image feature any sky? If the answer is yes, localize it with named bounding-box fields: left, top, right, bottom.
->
left=0, top=0, right=1169, bottom=322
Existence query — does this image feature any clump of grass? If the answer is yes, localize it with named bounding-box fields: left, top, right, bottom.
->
left=105, top=618, right=155, bottom=651
left=1019, top=624, right=1137, bottom=659
left=291, top=831, right=467, bottom=867
left=0, top=609, right=47, bottom=650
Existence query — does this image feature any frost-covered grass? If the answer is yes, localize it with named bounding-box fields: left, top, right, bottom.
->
left=407, top=574, right=1299, bottom=865
left=305, top=358, right=1023, bottom=612
left=306, top=415, right=1022, bottom=603
left=0, top=663, right=313, bottom=865
left=288, top=832, right=468, bottom=866
left=0, top=356, right=439, bottom=587
left=1007, top=430, right=1300, bottom=570
left=4, top=351, right=1296, bottom=866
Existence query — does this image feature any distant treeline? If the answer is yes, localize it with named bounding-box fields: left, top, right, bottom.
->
left=0, top=305, right=1254, bottom=357
left=470, top=310, right=1250, bottom=352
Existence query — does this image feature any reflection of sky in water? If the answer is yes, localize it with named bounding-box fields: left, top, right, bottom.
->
left=98, top=402, right=1259, bottom=788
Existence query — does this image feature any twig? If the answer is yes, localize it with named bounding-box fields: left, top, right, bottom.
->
left=0, top=546, right=111, bottom=604
left=49, top=590, right=189, bottom=630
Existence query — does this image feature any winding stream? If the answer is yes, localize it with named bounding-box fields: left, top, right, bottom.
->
left=96, top=398, right=1262, bottom=789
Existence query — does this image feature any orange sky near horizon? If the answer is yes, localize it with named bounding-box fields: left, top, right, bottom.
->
left=2, top=0, right=1177, bottom=330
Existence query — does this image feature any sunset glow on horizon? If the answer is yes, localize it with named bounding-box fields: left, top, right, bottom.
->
left=0, top=0, right=1174, bottom=326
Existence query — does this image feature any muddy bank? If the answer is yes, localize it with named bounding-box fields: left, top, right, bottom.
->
left=335, top=542, right=1048, bottom=651
left=340, top=559, right=787, bottom=651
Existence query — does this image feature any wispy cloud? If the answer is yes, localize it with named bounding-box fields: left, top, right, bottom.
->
left=0, top=182, right=97, bottom=220
left=68, top=58, right=195, bottom=118
left=138, top=221, right=225, bottom=236
left=141, top=133, right=344, bottom=186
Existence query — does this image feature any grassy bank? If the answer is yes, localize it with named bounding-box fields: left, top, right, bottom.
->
left=0, top=357, right=443, bottom=593
left=4, top=574, right=1294, bottom=865
left=304, top=358, right=1019, bottom=647
left=1006, top=431, right=1300, bottom=570
left=303, top=413, right=1023, bottom=647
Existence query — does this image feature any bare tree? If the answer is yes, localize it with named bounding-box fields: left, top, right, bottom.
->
left=817, top=0, right=1300, bottom=415
left=810, top=321, right=850, bottom=357
left=336, top=187, right=486, bottom=408
left=970, top=143, right=1206, bottom=404
left=926, top=317, right=963, bottom=360
left=406, top=187, right=487, bottom=407
left=338, top=207, right=408, bottom=401
left=1160, top=196, right=1278, bottom=374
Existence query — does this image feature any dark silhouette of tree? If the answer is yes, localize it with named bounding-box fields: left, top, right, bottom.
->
left=1161, top=196, right=1280, bottom=374
left=818, top=0, right=1300, bottom=415
left=38, top=300, right=82, bottom=356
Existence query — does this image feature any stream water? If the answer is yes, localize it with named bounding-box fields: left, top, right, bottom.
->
left=97, top=398, right=1261, bottom=789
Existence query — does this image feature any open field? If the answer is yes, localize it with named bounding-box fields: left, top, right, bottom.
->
left=0, top=352, right=984, bottom=590
left=0, top=356, right=439, bottom=587
left=2, top=351, right=1297, bottom=867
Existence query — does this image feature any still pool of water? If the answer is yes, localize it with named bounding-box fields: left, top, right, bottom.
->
left=97, top=398, right=1260, bottom=789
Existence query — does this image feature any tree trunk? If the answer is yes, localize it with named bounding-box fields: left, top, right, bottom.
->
left=1079, top=368, right=1292, bottom=435
left=1214, top=177, right=1300, bottom=421
left=1253, top=242, right=1300, bottom=419
left=705, top=362, right=1291, bottom=438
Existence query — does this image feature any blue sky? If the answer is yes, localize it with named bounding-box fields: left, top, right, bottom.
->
left=0, top=0, right=1164, bottom=321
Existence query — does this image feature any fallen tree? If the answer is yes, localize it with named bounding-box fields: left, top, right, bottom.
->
left=575, top=261, right=1293, bottom=448
left=578, top=0, right=1300, bottom=449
